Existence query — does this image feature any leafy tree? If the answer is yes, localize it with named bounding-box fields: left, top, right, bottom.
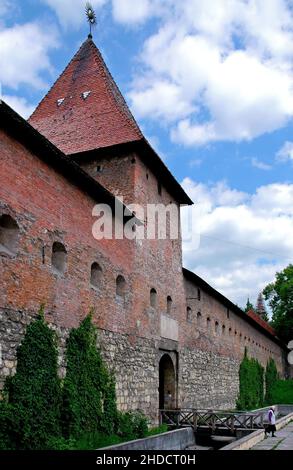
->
left=6, top=307, right=62, bottom=449
left=263, top=264, right=293, bottom=343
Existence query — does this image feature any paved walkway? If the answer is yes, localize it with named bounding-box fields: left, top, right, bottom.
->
left=252, top=422, right=293, bottom=450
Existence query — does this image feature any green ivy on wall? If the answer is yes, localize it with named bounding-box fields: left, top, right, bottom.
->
left=237, top=348, right=264, bottom=410
left=3, top=306, right=62, bottom=449
left=0, top=309, right=148, bottom=450
left=265, top=358, right=279, bottom=404
left=62, top=313, right=117, bottom=438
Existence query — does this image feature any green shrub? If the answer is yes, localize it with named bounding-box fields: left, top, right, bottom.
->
left=47, top=436, right=77, bottom=450
left=265, top=358, right=279, bottom=404
left=117, top=410, right=148, bottom=440
left=76, top=432, right=122, bottom=450
left=62, top=314, right=112, bottom=438
left=101, top=373, right=119, bottom=435
left=1, top=310, right=149, bottom=450
left=0, top=402, right=15, bottom=450
left=147, top=424, right=168, bottom=437
left=270, top=380, right=293, bottom=404
left=6, top=309, right=62, bottom=449
left=237, top=348, right=264, bottom=410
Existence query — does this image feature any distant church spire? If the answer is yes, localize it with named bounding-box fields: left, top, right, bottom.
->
left=256, top=292, right=268, bottom=321
left=85, top=2, right=97, bottom=39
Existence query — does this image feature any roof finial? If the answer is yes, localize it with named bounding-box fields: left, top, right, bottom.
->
left=85, top=2, right=97, bottom=39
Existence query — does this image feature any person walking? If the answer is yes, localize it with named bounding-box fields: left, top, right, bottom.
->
left=265, top=406, right=277, bottom=437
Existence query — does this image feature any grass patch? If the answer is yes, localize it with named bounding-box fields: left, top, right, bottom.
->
left=270, top=380, right=293, bottom=405
left=147, top=424, right=168, bottom=437
left=49, top=425, right=170, bottom=450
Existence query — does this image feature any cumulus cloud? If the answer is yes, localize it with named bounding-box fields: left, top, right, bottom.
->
left=128, top=0, right=293, bottom=146
left=181, top=179, right=293, bottom=307
left=0, top=22, right=59, bottom=90
left=276, top=141, right=293, bottom=164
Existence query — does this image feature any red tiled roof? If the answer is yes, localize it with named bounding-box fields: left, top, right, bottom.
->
left=247, top=309, right=276, bottom=336
left=29, top=37, right=143, bottom=155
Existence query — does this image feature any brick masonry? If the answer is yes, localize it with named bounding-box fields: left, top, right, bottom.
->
left=0, top=127, right=289, bottom=424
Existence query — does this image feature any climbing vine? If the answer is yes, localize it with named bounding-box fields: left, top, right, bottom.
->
left=265, top=358, right=278, bottom=404
left=0, top=309, right=148, bottom=449
left=62, top=313, right=112, bottom=438
left=5, top=306, right=62, bottom=449
left=237, top=348, right=264, bottom=410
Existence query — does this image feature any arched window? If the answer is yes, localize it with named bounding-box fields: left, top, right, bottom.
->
left=197, top=312, right=202, bottom=325
left=207, top=317, right=211, bottom=330
left=187, top=306, right=192, bottom=322
left=229, top=327, right=232, bottom=336
left=0, top=214, right=19, bottom=255
left=116, top=275, right=126, bottom=297
left=197, top=288, right=201, bottom=301
left=150, top=288, right=157, bottom=308
left=222, top=324, right=226, bottom=335
left=167, top=296, right=172, bottom=314
left=215, top=321, right=219, bottom=335
left=90, top=262, right=102, bottom=288
left=52, top=242, right=67, bottom=274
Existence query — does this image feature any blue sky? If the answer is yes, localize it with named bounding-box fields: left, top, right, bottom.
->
left=1, top=0, right=293, bottom=308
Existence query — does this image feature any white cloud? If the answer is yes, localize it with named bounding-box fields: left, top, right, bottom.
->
left=129, top=80, right=195, bottom=122
left=251, top=158, right=272, bottom=171
left=128, top=0, right=293, bottom=146
left=43, top=0, right=107, bottom=28
left=181, top=178, right=293, bottom=306
left=112, top=0, right=153, bottom=25
left=276, top=141, right=293, bottom=163
left=2, top=94, right=34, bottom=118
left=0, top=22, right=59, bottom=90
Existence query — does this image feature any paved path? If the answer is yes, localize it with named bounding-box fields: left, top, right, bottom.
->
left=252, top=422, right=293, bottom=450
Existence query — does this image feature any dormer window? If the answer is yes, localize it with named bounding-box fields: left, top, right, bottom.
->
left=57, top=98, right=65, bottom=107
left=81, top=91, right=91, bottom=100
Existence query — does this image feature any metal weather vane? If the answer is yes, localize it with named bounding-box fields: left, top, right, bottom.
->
left=85, top=2, right=97, bottom=38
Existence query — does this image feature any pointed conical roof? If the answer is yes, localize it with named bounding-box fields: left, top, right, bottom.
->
left=29, top=37, right=143, bottom=155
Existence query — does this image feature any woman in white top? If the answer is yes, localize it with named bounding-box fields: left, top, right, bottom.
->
left=265, top=406, right=277, bottom=437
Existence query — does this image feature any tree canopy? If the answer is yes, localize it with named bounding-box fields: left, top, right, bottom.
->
left=263, top=264, right=293, bottom=344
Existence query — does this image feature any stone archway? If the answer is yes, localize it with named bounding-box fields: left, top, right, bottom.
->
left=159, top=353, right=176, bottom=409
